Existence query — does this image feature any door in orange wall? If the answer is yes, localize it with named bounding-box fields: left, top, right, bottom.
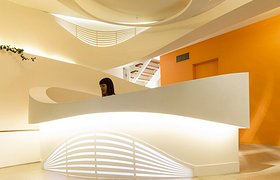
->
left=193, top=59, right=218, bottom=79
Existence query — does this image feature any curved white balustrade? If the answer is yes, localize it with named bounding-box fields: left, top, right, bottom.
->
left=29, top=73, right=249, bottom=127
left=55, top=17, right=149, bottom=47
left=31, top=73, right=250, bottom=177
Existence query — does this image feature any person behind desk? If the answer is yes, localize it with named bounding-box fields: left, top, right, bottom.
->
left=99, top=77, right=115, bottom=97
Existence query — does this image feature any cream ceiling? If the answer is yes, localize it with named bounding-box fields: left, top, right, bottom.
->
left=4, top=0, right=280, bottom=70
left=3, top=0, right=279, bottom=70
left=1, top=0, right=280, bottom=129
left=72, top=0, right=191, bottom=25
left=7, top=0, right=226, bottom=26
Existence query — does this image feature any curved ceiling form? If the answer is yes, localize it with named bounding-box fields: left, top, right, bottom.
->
left=3, top=0, right=279, bottom=70
left=35, top=0, right=226, bottom=48
left=74, top=0, right=191, bottom=25
left=60, top=0, right=226, bottom=26
left=8, top=0, right=226, bottom=26
left=54, top=14, right=149, bottom=47
left=4, top=0, right=228, bottom=49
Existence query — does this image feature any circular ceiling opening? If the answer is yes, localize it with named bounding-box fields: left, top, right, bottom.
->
left=75, top=0, right=191, bottom=25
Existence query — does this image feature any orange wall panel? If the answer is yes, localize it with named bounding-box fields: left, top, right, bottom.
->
left=193, top=59, right=218, bottom=79
left=160, top=14, right=280, bottom=146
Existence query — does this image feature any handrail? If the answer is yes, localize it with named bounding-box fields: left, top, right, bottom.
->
left=55, top=18, right=148, bottom=47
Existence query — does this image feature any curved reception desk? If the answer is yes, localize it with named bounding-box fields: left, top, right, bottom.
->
left=29, top=73, right=249, bottom=179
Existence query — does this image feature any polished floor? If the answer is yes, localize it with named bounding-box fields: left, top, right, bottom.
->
left=194, top=144, right=280, bottom=180
left=0, top=144, right=279, bottom=180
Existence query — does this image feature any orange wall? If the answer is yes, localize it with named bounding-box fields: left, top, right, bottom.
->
left=161, top=14, right=280, bottom=146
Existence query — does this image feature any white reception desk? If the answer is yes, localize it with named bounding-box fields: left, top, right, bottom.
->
left=29, top=73, right=249, bottom=179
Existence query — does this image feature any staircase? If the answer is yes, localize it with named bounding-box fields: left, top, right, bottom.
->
left=127, top=58, right=160, bottom=87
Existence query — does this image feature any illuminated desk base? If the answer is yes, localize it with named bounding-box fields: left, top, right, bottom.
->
left=40, top=112, right=240, bottom=178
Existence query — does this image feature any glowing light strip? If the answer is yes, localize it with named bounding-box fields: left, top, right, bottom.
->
left=67, top=158, right=95, bottom=163
left=47, top=155, right=67, bottom=166
left=96, top=165, right=133, bottom=170
left=47, top=146, right=66, bottom=162
left=96, top=139, right=133, bottom=149
left=23, top=47, right=76, bottom=64
left=135, top=160, right=185, bottom=173
left=96, top=145, right=133, bottom=154
left=68, top=170, right=94, bottom=174
left=135, top=158, right=181, bottom=172
left=136, top=173, right=184, bottom=178
left=43, top=131, right=193, bottom=178
left=52, top=14, right=133, bottom=30
left=67, top=152, right=95, bottom=158
left=96, top=171, right=134, bottom=176
left=67, top=146, right=95, bottom=154
left=44, top=161, right=66, bottom=167
left=135, top=147, right=184, bottom=169
left=96, top=152, right=133, bottom=159
left=96, top=159, right=133, bottom=165
left=135, top=142, right=177, bottom=163
left=68, top=164, right=95, bottom=168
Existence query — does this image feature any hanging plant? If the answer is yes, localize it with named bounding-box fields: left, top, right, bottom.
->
left=0, top=45, right=36, bottom=61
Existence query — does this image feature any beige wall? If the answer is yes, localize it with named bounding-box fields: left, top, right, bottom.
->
left=0, top=52, right=145, bottom=129
left=0, top=52, right=144, bottom=167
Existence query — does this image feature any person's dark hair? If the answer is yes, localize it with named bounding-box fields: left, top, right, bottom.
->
left=99, top=77, right=115, bottom=96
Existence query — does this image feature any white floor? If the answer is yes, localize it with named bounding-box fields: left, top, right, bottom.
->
left=0, top=144, right=279, bottom=180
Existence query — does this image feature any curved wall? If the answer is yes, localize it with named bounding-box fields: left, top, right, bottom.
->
left=30, top=73, right=249, bottom=127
